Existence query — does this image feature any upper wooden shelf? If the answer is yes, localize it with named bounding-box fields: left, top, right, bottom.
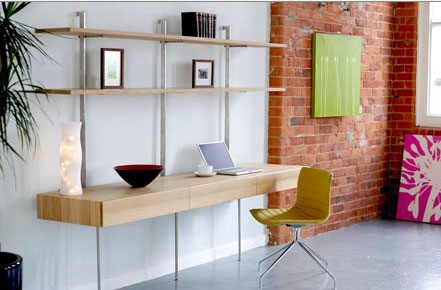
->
left=35, top=27, right=287, bottom=48
left=39, top=87, right=285, bottom=95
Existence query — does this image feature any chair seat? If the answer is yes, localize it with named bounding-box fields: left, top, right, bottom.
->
left=249, top=207, right=327, bottom=226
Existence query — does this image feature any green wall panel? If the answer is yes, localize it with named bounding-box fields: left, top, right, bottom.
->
left=312, top=33, right=361, bottom=117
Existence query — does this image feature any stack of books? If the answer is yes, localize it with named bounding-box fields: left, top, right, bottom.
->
left=181, top=12, right=217, bottom=38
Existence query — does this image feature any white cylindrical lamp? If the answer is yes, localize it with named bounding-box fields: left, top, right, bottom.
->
left=59, top=122, right=83, bottom=195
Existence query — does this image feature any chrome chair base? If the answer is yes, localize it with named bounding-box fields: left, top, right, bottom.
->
left=259, top=227, right=336, bottom=289
left=258, top=242, right=291, bottom=271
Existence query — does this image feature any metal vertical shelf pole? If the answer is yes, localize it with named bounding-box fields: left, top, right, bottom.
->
left=77, top=10, right=101, bottom=290
left=159, top=19, right=167, bottom=176
left=221, top=25, right=241, bottom=261
left=77, top=11, right=87, bottom=188
left=158, top=19, right=179, bottom=281
left=221, top=26, right=231, bottom=149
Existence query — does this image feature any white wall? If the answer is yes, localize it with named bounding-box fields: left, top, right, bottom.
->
left=0, top=2, right=270, bottom=289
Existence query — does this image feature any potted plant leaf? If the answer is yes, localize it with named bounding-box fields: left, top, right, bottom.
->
left=1, top=2, right=51, bottom=289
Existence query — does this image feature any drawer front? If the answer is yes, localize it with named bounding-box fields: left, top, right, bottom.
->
left=256, top=169, right=300, bottom=195
left=190, top=178, right=256, bottom=209
left=102, top=189, right=189, bottom=227
left=37, top=195, right=102, bottom=227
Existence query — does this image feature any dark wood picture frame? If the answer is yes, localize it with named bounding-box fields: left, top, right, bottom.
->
left=192, top=59, right=214, bottom=88
left=101, top=48, right=124, bottom=89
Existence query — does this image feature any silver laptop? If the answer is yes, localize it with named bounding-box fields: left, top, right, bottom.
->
left=197, top=141, right=263, bottom=176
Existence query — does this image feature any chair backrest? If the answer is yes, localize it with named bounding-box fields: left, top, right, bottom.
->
left=293, top=167, right=333, bottom=221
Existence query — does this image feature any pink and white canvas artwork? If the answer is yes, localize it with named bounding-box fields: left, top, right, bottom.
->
left=396, top=134, right=441, bottom=224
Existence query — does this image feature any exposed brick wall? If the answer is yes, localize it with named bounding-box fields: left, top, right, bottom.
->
left=268, top=2, right=394, bottom=244
left=388, top=2, right=441, bottom=217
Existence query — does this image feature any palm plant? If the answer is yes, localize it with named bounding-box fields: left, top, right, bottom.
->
left=0, top=2, right=51, bottom=172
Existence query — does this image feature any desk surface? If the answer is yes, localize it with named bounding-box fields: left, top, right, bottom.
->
left=37, top=163, right=302, bottom=227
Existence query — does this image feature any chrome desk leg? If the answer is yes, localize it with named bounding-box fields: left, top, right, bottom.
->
left=175, top=212, right=178, bottom=280
left=258, top=243, right=290, bottom=271
left=299, top=241, right=328, bottom=267
left=259, top=240, right=296, bottom=289
left=238, top=199, right=241, bottom=261
left=96, top=227, right=101, bottom=290
left=299, top=242, right=336, bottom=289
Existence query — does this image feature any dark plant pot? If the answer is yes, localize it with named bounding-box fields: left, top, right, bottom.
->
left=0, top=252, right=22, bottom=290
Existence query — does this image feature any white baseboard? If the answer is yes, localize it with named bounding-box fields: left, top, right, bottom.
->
left=71, top=235, right=267, bottom=290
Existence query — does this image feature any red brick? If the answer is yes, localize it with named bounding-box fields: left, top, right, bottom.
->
left=268, top=1, right=422, bottom=245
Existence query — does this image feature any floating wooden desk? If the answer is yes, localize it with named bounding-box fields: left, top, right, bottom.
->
left=37, top=163, right=301, bottom=227
left=37, top=163, right=301, bottom=289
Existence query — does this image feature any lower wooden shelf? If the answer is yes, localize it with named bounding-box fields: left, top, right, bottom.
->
left=37, top=163, right=301, bottom=227
left=38, top=87, right=286, bottom=95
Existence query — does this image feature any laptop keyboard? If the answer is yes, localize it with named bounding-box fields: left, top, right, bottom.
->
left=220, top=168, right=253, bottom=172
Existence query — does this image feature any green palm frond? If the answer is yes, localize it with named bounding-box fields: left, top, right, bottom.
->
left=0, top=2, right=52, bottom=173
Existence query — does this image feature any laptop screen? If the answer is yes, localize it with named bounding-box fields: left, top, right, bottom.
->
left=198, top=142, right=235, bottom=170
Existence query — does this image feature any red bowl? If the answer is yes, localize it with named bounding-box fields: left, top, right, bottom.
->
left=114, top=164, right=163, bottom=188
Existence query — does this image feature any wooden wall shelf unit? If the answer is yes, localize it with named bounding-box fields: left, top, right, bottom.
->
left=35, top=27, right=287, bottom=48
left=37, top=164, right=301, bottom=228
left=36, top=17, right=286, bottom=180
left=39, top=87, right=286, bottom=95
left=36, top=12, right=288, bottom=290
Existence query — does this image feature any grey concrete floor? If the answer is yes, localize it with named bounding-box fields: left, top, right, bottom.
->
left=121, top=219, right=441, bottom=290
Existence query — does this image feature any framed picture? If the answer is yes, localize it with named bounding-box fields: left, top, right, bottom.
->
left=192, top=59, right=214, bottom=88
left=396, top=134, right=441, bottom=224
left=101, top=48, right=124, bottom=89
left=312, top=33, right=361, bottom=117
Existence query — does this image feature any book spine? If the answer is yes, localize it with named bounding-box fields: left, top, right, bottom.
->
left=206, top=13, right=209, bottom=38
left=213, top=14, right=217, bottom=38
left=208, top=13, right=212, bottom=38
left=205, top=13, right=208, bottom=38
left=198, top=12, right=202, bottom=37
left=181, top=12, right=187, bottom=36
left=201, top=12, right=204, bottom=37
left=210, top=14, right=212, bottom=38
left=193, top=12, right=200, bottom=37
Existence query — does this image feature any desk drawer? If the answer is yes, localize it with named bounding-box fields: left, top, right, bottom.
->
left=102, top=188, right=189, bottom=227
left=37, top=195, right=102, bottom=227
left=190, top=178, right=256, bottom=209
left=256, top=169, right=300, bottom=195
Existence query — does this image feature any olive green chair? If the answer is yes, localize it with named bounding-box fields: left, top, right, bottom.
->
left=250, top=167, right=336, bottom=289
